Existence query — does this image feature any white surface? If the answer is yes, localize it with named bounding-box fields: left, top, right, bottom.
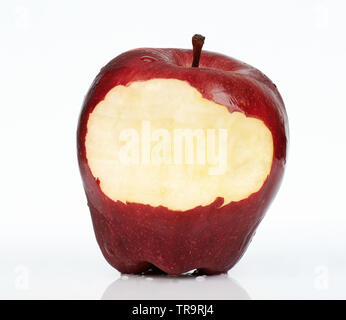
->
left=0, top=0, right=345, bottom=299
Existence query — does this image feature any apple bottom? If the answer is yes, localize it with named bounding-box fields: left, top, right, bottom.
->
left=88, top=195, right=264, bottom=275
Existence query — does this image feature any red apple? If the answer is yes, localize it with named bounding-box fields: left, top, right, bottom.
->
left=77, top=35, right=288, bottom=275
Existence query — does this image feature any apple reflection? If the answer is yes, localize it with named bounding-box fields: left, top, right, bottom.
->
left=102, top=269, right=250, bottom=300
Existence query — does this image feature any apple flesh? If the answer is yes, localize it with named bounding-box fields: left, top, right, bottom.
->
left=86, top=79, right=273, bottom=211
left=77, top=36, right=288, bottom=275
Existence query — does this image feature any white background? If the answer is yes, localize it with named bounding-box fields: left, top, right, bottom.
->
left=1, top=0, right=345, bottom=299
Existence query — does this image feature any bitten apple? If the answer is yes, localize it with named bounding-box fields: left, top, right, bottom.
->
left=77, top=35, right=288, bottom=275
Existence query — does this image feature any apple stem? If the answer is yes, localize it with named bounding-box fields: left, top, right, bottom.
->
left=192, top=34, right=205, bottom=68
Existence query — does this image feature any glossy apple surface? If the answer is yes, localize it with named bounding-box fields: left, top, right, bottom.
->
left=77, top=44, right=288, bottom=275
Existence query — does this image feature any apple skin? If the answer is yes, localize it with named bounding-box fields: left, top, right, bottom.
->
left=77, top=48, right=288, bottom=275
